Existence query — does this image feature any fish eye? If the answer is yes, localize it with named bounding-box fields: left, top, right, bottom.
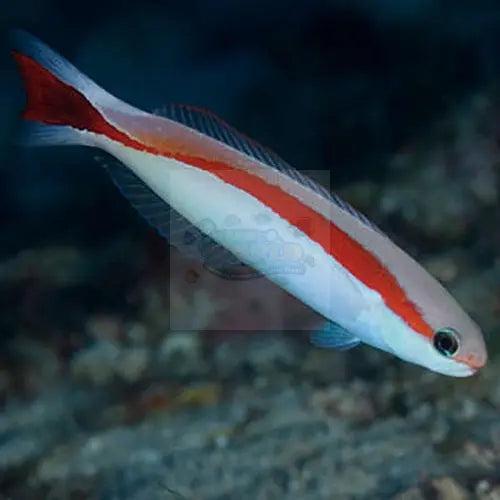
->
left=433, top=327, right=460, bottom=357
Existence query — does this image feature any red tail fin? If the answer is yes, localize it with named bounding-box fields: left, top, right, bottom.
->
left=12, top=51, right=105, bottom=132
left=11, top=30, right=145, bottom=148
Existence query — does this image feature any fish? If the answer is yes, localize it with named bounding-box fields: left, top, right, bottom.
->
left=10, top=30, right=487, bottom=377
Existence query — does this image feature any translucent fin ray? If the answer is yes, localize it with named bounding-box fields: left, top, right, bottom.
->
left=15, top=123, right=93, bottom=147
left=310, top=321, right=360, bottom=350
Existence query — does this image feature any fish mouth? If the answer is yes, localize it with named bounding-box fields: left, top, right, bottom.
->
left=429, top=353, right=486, bottom=377
left=450, top=365, right=475, bottom=377
left=442, top=362, right=475, bottom=378
left=455, top=352, right=488, bottom=372
left=432, top=349, right=487, bottom=377
left=428, top=357, right=476, bottom=377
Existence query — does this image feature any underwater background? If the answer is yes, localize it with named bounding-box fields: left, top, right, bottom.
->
left=1, top=1, right=500, bottom=498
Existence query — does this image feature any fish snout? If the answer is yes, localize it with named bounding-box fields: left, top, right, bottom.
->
left=457, top=350, right=488, bottom=372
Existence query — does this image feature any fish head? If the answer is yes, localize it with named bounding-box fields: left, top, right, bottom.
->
left=376, top=274, right=488, bottom=377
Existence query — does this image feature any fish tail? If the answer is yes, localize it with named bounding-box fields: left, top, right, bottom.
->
left=10, top=30, right=120, bottom=147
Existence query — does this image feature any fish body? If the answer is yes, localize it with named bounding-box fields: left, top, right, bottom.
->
left=10, top=31, right=487, bottom=376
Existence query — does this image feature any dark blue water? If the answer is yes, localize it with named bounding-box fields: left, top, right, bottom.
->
left=0, top=2, right=499, bottom=498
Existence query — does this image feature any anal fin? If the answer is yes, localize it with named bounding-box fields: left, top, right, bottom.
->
left=104, top=160, right=249, bottom=277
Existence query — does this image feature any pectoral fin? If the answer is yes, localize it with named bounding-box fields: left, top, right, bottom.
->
left=310, top=322, right=360, bottom=350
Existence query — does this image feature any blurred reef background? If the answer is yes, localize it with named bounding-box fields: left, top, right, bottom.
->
left=1, top=1, right=500, bottom=498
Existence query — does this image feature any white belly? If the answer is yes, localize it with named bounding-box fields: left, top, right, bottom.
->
left=102, top=139, right=383, bottom=338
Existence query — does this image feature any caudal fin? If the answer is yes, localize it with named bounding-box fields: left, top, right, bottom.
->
left=10, top=30, right=127, bottom=147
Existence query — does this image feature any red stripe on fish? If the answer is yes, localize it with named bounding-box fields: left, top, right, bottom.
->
left=171, top=153, right=434, bottom=339
left=13, top=51, right=433, bottom=338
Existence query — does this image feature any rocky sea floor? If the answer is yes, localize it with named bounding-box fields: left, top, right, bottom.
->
left=0, top=91, right=499, bottom=499
left=3, top=328, right=500, bottom=500
left=3, top=348, right=500, bottom=500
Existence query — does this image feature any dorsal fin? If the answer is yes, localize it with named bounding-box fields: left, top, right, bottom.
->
left=154, top=104, right=385, bottom=235
left=153, top=104, right=292, bottom=171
